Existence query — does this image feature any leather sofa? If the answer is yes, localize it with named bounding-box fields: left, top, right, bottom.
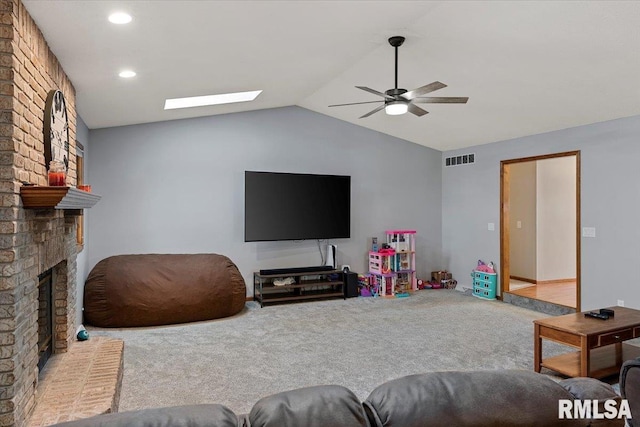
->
left=621, top=357, right=640, bottom=426
left=51, top=368, right=630, bottom=427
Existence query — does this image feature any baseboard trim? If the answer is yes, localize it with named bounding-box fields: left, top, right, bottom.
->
left=510, top=275, right=536, bottom=284
left=536, top=278, right=576, bottom=285
left=245, top=296, right=254, bottom=302
left=509, top=276, right=576, bottom=285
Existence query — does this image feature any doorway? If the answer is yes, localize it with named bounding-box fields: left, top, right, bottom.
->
left=500, top=151, right=580, bottom=311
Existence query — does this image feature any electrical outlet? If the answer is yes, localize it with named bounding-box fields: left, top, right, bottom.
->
left=516, top=220, right=522, bottom=229
left=617, top=299, right=624, bottom=307
left=488, top=223, right=495, bottom=231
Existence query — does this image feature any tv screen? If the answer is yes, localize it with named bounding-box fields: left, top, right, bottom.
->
left=244, top=171, right=351, bottom=242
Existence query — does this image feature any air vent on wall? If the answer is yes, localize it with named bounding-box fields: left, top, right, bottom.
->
left=445, top=153, right=475, bottom=167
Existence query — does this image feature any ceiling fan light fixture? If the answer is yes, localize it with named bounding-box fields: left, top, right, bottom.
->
left=385, top=100, right=408, bottom=115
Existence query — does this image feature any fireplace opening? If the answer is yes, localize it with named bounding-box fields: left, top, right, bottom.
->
left=38, top=270, right=54, bottom=370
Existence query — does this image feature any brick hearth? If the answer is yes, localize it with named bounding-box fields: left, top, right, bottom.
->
left=26, top=338, right=124, bottom=427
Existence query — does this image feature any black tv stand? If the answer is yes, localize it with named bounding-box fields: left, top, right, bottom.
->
left=259, top=265, right=332, bottom=276
left=253, top=268, right=343, bottom=307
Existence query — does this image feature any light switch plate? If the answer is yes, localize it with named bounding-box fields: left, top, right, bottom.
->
left=488, top=222, right=495, bottom=231
left=516, top=220, right=522, bottom=229
left=582, top=227, right=596, bottom=238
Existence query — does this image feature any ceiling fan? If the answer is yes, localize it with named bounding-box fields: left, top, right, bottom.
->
left=329, top=36, right=468, bottom=118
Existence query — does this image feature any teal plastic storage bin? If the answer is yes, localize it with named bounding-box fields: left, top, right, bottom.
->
left=472, top=270, right=497, bottom=300
left=473, top=271, right=497, bottom=283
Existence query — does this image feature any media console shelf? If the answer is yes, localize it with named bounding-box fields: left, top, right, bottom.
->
left=253, top=269, right=344, bottom=307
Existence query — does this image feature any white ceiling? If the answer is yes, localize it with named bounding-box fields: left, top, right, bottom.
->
left=23, top=1, right=640, bottom=151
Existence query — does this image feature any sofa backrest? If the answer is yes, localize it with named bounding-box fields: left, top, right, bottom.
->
left=49, top=369, right=627, bottom=427
left=365, top=370, right=588, bottom=427
left=247, top=385, right=369, bottom=427
left=621, top=357, right=640, bottom=427
left=51, top=404, right=240, bottom=427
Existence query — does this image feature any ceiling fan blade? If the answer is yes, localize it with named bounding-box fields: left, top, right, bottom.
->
left=413, top=96, right=469, bottom=104
left=356, top=86, right=392, bottom=99
left=408, top=103, right=429, bottom=117
left=359, top=104, right=386, bottom=119
left=328, top=100, right=384, bottom=107
left=403, top=81, right=447, bottom=100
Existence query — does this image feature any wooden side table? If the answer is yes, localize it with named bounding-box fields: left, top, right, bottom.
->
left=534, top=306, right=640, bottom=378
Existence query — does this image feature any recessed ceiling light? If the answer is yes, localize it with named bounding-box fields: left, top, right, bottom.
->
left=164, top=90, right=263, bottom=110
left=118, top=70, right=136, bottom=78
left=108, top=12, right=132, bottom=24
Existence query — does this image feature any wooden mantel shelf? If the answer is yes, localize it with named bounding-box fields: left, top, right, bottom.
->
left=20, top=186, right=101, bottom=210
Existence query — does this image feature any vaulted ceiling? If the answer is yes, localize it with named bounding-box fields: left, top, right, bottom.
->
left=23, top=1, right=640, bottom=151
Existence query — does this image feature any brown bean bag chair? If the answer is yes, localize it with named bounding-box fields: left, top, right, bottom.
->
left=84, top=254, right=246, bottom=327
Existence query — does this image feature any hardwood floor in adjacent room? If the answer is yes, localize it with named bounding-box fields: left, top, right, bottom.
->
left=506, top=281, right=576, bottom=309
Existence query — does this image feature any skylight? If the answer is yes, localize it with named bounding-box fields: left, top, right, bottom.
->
left=164, top=90, right=263, bottom=110
left=108, top=12, right=132, bottom=24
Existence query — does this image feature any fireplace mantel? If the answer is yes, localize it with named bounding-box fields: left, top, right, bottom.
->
left=20, top=186, right=101, bottom=210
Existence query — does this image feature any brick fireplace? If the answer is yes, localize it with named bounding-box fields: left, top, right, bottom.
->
left=0, top=1, right=80, bottom=425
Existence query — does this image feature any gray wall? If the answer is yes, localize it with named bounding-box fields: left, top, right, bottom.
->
left=442, top=115, right=640, bottom=310
left=87, top=106, right=443, bottom=294
left=76, top=115, right=89, bottom=326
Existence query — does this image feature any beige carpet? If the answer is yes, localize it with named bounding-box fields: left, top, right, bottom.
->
left=87, top=290, right=570, bottom=415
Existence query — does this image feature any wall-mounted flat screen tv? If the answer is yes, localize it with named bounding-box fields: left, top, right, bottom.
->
left=244, top=171, right=351, bottom=242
